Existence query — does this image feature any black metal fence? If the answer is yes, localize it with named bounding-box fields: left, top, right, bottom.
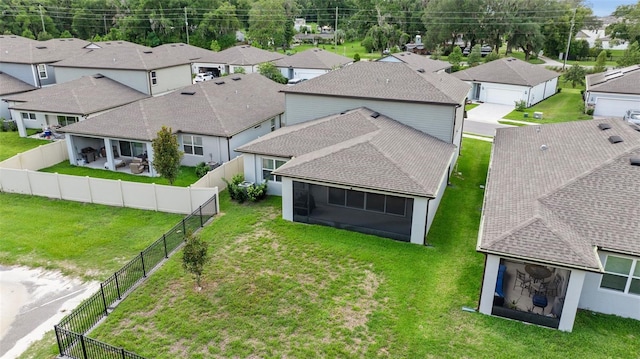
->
left=55, top=195, right=217, bottom=359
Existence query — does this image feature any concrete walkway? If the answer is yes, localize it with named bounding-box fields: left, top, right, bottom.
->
left=467, top=103, right=515, bottom=124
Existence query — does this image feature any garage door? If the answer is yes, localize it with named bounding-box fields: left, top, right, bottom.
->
left=594, top=98, right=640, bottom=117
left=484, top=88, right=524, bottom=106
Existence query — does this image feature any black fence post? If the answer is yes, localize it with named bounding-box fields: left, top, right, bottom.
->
left=115, top=272, right=122, bottom=300
left=199, top=205, right=203, bottom=227
left=80, top=335, right=88, bottom=359
left=54, top=325, right=63, bottom=356
left=100, top=283, right=108, bottom=316
left=121, top=348, right=126, bottom=359
left=141, top=252, right=147, bottom=277
left=163, top=234, right=168, bottom=258
left=182, top=218, right=186, bottom=235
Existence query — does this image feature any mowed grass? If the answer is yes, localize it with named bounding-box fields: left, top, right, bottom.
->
left=0, top=130, right=44, bottom=161
left=287, top=40, right=382, bottom=61
left=40, top=162, right=200, bottom=187
left=503, top=89, right=592, bottom=124
left=0, top=192, right=183, bottom=281
left=79, top=139, right=639, bottom=358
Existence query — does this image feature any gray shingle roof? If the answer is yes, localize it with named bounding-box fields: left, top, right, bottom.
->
left=0, top=35, right=91, bottom=64
left=5, top=75, right=148, bottom=115
left=53, top=45, right=191, bottom=70
left=453, top=57, right=559, bottom=86
left=586, top=65, right=640, bottom=95
left=0, top=72, right=36, bottom=96
left=479, top=119, right=640, bottom=270
left=153, top=43, right=219, bottom=63
left=381, top=52, right=451, bottom=73
left=208, top=45, right=283, bottom=66
left=282, top=61, right=470, bottom=105
left=237, top=108, right=456, bottom=197
left=59, top=73, right=285, bottom=140
left=274, top=48, right=352, bottom=70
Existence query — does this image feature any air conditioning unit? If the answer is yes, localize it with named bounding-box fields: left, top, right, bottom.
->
left=533, top=112, right=543, bottom=119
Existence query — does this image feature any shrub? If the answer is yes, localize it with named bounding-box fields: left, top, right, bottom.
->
left=246, top=181, right=268, bottom=202
left=514, top=100, right=527, bottom=112
left=195, top=162, right=210, bottom=178
left=586, top=108, right=594, bottom=115
left=223, top=174, right=268, bottom=203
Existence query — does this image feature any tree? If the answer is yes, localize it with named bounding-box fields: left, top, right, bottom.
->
left=353, top=53, right=361, bottom=62
left=430, top=45, right=443, bottom=60
left=467, top=44, right=482, bottom=67
left=448, top=46, right=463, bottom=72
left=258, top=62, right=288, bottom=84
left=593, top=50, right=607, bottom=73
left=249, top=0, right=286, bottom=50
left=563, top=64, right=586, bottom=88
left=151, top=126, right=183, bottom=185
left=182, top=231, right=209, bottom=290
left=618, top=41, right=640, bottom=67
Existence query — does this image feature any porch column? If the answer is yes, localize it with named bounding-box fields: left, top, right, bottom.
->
left=66, top=136, right=78, bottom=165
left=104, top=138, right=114, bottom=170
left=145, top=142, right=155, bottom=176
left=558, top=270, right=586, bottom=332
left=281, top=178, right=293, bottom=221
left=13, top=110, right=28, bottom=138
left=410, top=197, right=428, bottom=245
left=479, top=254, right=501, bottom=315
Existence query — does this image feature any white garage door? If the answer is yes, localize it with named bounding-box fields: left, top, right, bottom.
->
left=484, top=88, right=524, bottom=106
left=594, top=98, right=640, bottom=117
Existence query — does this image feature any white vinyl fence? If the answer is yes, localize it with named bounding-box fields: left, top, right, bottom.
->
left=0, top=140, right=219, bottom=214
left=192, top=155, right=244, bottom=190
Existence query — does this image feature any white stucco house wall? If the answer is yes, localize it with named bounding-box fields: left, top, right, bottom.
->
left=477, top=119, right=640, bottom=332
left=274, top=48, right=352, bottom=80
left=575, top=29, right=628, bottom=50
left=202, top=45, right=284, bottom=76
left=585, top=65, right=640, bottom=117
left=453, top=57, right=559, bottom=107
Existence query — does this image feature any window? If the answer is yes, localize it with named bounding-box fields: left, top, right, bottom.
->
left=21, top=112, right=36, bottom=121
left=270, top=118, right=276, bottom=132
left=600, top=255, right=640, bottom=295
left=57, top=115, right=78, bottom=127
left=183, top=135, right=203, bottom=155
left=119, top=141, right=146, bottom=157
left=150, top=71, right=157, bottom=86
left=327, top=188, right=407, bottom=216
left=37, top=64, right=48, bottom=79
left=262, top=158, right=286, bottom=182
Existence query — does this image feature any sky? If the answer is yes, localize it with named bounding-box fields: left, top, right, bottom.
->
left=589, top=0, right=638, bottom=17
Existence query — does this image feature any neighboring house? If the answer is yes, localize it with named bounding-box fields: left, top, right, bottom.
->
left=585, top=65, right=640, bottom=117
left=574, top=29, right=627, bottom=50
left=59, top=73, right=285, bottom=173
left=236, top=108, right=456, bottom=244
left=477, top=119, right=640, bottom=332
left=378, top=51, right=451, bottom=73
left=294, top=18, right=306, bottom=31
left=293, top=33, right=335, bottom=44
left=4, top=74, right=149, bottom=138
left=281, top=61, right=470, bottom=162
left=152, top=43, right=221, bottom=78
left=52, top=45, right=193, bottom=96
left=205, top=45, right=284, bottom=75
left=0, top=72, right=36, bottom=120
left=274, top=48, right=353, bottom=80
left=0, top=35, right=90, bottom=88
left=453, top=57, right=559, bottom=107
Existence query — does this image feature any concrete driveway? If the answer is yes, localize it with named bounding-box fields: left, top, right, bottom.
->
left=466, top=103, right=515, bottom=124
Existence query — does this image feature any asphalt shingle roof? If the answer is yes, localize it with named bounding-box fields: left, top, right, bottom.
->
left=0, top=72, right=36, bottom=96
left=208, top=45, right=283, bottom=66
left=237, top=108, right=456, bottom=197
left=274, top=48, right=352, bottom=70
left=59, top=73, right=285, bottom=140
left=153, top=43, right=219, bottom=63
left=586, top=65, right=640, bottom=95
left=479, top=119, right=640, bottom=270
left=0, top=35, right=91, bottom=64
left=53, top=45, right=191, bottom=70
left=453, top=57, right=559, bottom=86
left=5, top=75, right=148, bottom=115
left=282, top=61, right=470, bottom=105
left=382, top=52, right=451, bottom=73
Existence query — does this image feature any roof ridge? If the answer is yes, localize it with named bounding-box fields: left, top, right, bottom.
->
left=504, top=57, right=534, bottom=86
left=368, top=139, right=430, bottom=195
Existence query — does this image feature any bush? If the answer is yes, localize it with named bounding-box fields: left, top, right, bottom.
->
left=514, top=100, right=527, bottom=112
left=195, top=162, right=210, bottom=178
left=223, top=173, right=268, bottom=203
left=246, top=181, right=268, bottom=202
left=586, top=108, right=594, bottom=115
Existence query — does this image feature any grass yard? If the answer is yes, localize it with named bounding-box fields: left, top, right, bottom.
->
left=0, top=192, right=183, bottom=281
left=503, top=51, right=545, bottom=64
left=39, top=162, right=200, bottom=187
left=465, top=103, right=479, bottom=111
left=287, top=41, right=383, bottom=61
left=53, top=138, right=639, bottom=358
left=0, top=130, right=44, bottom=161
left=502, top=89, right=592, bottom=124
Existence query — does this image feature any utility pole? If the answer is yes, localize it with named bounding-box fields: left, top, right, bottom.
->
left=38, top=4, right=46, bottom=34
left=184, top=7, right=189, bottom=45
left=562, top=7, right=577, bottom=71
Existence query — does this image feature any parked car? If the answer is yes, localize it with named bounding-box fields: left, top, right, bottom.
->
left=462, top=45, right=492, bottom=57
left=287, top=78, right=306, bottom=85
left=194, top=72, right=214, bottom=82
left=623, top=109, right=640, bottom=125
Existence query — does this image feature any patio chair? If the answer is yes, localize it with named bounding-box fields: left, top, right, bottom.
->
left=130, top=159, right=145, bottom=174
left=514, top=269, right=531, bottom=295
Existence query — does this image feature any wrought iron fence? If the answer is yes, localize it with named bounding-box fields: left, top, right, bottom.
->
left=55, top=195, right=217, bottom=359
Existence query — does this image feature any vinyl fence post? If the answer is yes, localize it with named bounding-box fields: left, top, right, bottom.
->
left=100, top=283, right=108, bottom=316
left=115, top=272, right=122, bottom=300
left=141, top=252, right=147, bottom=277
left=163, top=234, right=168, bottom=258
left=80, top=334, right=88, bottom=359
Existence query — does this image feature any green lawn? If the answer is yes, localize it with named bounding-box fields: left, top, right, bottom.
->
left=34, top=138, right=635, bottom=359
left=503, top=89, right=592, bottom=124
left=0, top=192, right=184, bottom=281
left=465, top=103, right=479, bottom=111
left=39, top=162, right=200, bottom=187
left=286, top=41, right=385, bottom=61
left=504, top=51, right=545, bottom=64
left=0, top=130, right=44, bottom=161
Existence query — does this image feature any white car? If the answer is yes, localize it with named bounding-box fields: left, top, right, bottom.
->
left=623, top=109, right=640, bottom=125
left=194, top=72, right=214, bottom=82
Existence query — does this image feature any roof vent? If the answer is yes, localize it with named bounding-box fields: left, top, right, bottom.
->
left=370, top=112, right=380, bottom=118
left=540, top=144, right=548, bottom=151
left=231, top=77, right=241, bottom=81
left=608, top=135, right=623, bottom=144
left=143, top=50, right=153, bottom=54
left=215, top=80, right=225, bottom=85
left=93, top=74, right=105, bottom=79
left=631, top=156, right=640, bottom=166
left=181, top=91, right=196, bottom=95
left=36, top=46, right=47, bottom=49
left=598, top=123, right=612, bottom=130
left=417, top=68, right=425, bottom=73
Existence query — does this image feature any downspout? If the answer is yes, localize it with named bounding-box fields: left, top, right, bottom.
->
left=477, top=255, right=488, bottom=310
left=227, top=137, right=231, bottom=162
left=527, top=87, right=532, bottom=107
left=423, top=198, right=430, bottom=246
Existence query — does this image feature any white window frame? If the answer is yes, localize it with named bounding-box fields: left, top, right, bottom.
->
left=21, top=112, right=36, bottom=121
left=270, top=118, right=276, bottom=132
left=262, top=158, right=286, bottom=182
left=37, top=64, right=48, bottom=79
left=150, top=71, right=157, bottom=86
left=183, top=135, right=203, bottom=156
left=600, top=254, right=640, bottom=296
